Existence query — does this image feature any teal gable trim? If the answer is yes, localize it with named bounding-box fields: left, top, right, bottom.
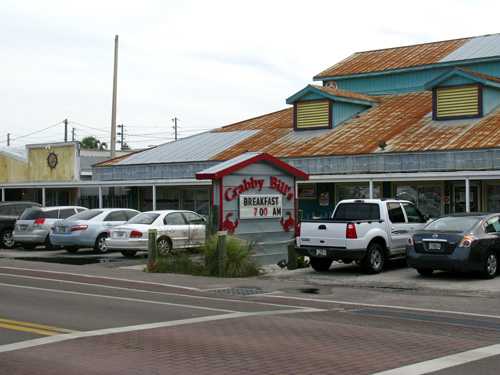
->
left=286, top=85, right=378, bottom=107
left=424, top=68, right=500, bottom=90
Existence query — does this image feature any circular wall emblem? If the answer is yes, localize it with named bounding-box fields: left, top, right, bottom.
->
left=47, top=151, right=58, bottom=169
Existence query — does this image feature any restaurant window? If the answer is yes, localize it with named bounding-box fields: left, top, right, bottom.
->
left=336, top=184, right=381, bottom=202
left=395, top=183, right=442, bottom=218
left=182, top=188, right=210, bottom=216
left=485, top=183, right=500, bottom=213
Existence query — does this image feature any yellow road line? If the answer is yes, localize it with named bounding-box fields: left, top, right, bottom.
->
left=0, top=318, right=79, bottom=336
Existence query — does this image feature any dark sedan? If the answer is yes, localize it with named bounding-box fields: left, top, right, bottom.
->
left=406, top=213, right=500, bottom=279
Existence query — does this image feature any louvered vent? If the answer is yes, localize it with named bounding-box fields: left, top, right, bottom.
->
left=296, top=101, right=330, bottom=129
left=436, top=85, right=480, bottom=119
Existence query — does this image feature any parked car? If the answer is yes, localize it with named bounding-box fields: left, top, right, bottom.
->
left=406, top=213, right=500, bottom=279
left=296, top=199, right=429, bottom=274
left=50, top=208, right=140, bottom=254
left=0, top=201, right=42, bottom=249
left=13, top=206, right=87, bottom=250
left=106, top=210, right=206, bottom=257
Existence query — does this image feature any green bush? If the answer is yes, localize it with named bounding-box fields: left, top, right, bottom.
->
left=202, top=235, right=263, bottom=278
left=145, top=235, right=263, bottom=278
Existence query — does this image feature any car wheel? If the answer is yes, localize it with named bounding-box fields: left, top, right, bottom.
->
left=362, top=243, right=384, bottom=274
left=22, top=244, right=37, bottom=250
left=480, top=250, right=498, bottom=279
left=93, top=234, right=108, bottom=254
left=44, top=235, right=59, bottom=250
left=1, top=229, right=16, bottom=249
left=64, top=246, right=79, bottom=253
left=416, top=268, right=434, bottom=276
left=157, top=237, right=172, bottom=256
left=310, top=257, right=333, bottom=272
left=121, top=250, right=137, bottom=257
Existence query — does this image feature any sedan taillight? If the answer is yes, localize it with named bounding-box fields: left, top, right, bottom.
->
left=130, top=231, right=143, bottom=238
left=459, top=235, right=478, bottom=248
left=71, top=225, right=88, bottom=232
left=407, top=235, right=414, bottom=246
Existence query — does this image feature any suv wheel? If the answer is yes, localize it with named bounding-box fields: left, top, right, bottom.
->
left=1, top=229, right=15, bottom=249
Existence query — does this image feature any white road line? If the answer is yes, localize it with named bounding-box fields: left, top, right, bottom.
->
left=0, top=307, right=323, bottom=354
left=0, top=272, right=313, bottom=310
left=372, top=343, right=500, bottom=374
left=0, top=282, right=241, bottom=313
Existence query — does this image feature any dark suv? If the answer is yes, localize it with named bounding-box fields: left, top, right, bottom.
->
left=0, top=201, right=42, bottom=249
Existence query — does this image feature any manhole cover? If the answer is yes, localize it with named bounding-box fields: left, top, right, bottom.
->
left=205, top=288, right=271, bottom=296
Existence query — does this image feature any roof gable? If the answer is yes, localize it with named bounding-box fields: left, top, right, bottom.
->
left=424, top=67, right=500, bottom=90
left=196, top=152, right=309, bottom=180
left=286, top=85, right=379, bottom=106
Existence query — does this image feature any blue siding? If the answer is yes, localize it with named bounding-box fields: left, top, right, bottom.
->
left=334, top=62, right=500, bottom=95
left=484, top=86, right=500, bottom=115
left=333, top=102, right=369, bottom=128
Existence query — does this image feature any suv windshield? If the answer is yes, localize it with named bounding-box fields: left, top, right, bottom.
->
left=19, top=209, right=43, bottom=220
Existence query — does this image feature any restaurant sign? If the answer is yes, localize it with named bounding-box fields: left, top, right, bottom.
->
left=239, top=195, right=282, bottom=219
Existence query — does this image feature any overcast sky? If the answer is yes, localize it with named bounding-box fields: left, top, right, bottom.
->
left=1, top=0, right=499, bottom=150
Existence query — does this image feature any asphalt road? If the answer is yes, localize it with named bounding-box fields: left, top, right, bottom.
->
left=1, top=247, right=500, bottom=374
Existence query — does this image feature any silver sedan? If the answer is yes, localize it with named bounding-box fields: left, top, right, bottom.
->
left=105, top=210, right=206, bottom=257
left=50, top=208, right=140, bottom=253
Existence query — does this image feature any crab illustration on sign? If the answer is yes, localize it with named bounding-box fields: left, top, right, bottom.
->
left=280, top=211, right=294, bottom=232
left=223, top=213, right=239, bottom=235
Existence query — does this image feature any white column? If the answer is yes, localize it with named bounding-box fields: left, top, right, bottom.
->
left=42, top=187, right=46, bottom=206
left=465, top=177, right=470, bottom=213
left=369, top=179, right=374, bottom=199
left=152, top=185, right=157, bottom=210
left=99, top=186, right=103, bottom=208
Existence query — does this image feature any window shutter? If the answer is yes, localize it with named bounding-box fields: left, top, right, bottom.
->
left=436, top=85, right=479, bottom=118
left=296, top=101, right=330, bottom=129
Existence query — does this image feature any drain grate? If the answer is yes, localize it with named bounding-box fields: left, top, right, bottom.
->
left=205, top=288, right=271, bottom=296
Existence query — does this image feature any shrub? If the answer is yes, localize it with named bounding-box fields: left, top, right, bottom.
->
left=145, top=235, right=263, bottom=278
left=202, top=235, right=263, bottom=277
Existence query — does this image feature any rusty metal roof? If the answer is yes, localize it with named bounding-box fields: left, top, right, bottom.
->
left=209, top=90, right=500, bottom=160
left=314, top=36, right=474, bottom=78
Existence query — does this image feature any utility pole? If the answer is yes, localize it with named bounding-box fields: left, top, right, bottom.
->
left=172, top=117, right=178, bottom=141
left=110, top=35, right=119, bottom=158
left=117, top=124, right=124, bottom=150
left=7, top=133, right=10, bottom=146
left=72, top=128, right=76, bottom=141
left=64, top=119, right=68, bottom=142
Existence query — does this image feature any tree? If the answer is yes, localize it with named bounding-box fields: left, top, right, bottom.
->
left=79, top=136, right=108, bottom=150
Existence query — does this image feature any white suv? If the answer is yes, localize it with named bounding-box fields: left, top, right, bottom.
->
left=13, top=206, right=87, bottom=249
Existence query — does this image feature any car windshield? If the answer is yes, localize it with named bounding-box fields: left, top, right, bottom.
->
left=424, top=216, right=483, bottom=232
left=19, top=209, right=43, bottom=220
left=66, top=210, right=103, bottom=221
left=126, top=212, right=160, bottom=225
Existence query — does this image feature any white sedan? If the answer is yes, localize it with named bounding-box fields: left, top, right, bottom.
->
left=105, top=210, right=206, bottom=257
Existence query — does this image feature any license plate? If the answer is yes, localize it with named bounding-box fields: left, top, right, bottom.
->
left=59, top=226, right=66, bottom=231
left=316, top=249, right=327, bottom=256
left=115, top=232, right=125, bottom=238
left=429, top=242, right=442, bottom=250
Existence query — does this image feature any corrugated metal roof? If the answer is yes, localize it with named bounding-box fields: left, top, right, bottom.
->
left=208, top=90, right=500, bottom=159
left=440, top=34, right=500, bottom=62
left=313, top=34, right=500, bottom=79
left=116, top=130, right=261, bottom=165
